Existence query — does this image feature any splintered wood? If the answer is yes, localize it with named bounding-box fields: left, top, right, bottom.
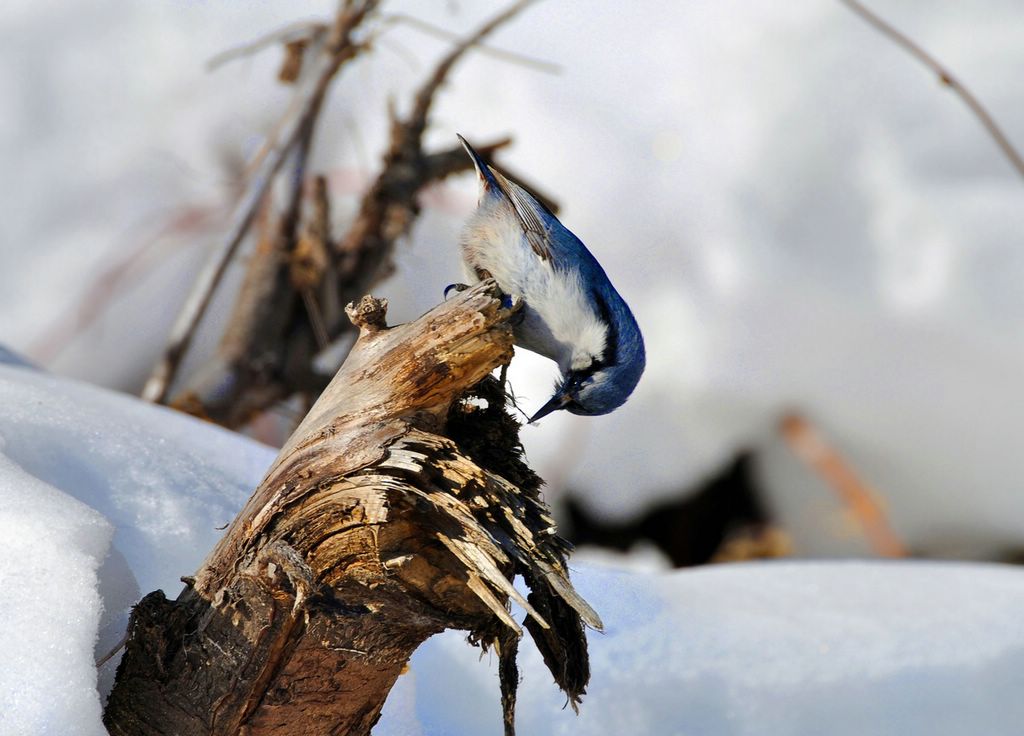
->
left=104, top=282, right=596, bottom=736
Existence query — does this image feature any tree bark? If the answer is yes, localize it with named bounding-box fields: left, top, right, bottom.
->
left=104, top=281, right=597, bottom=736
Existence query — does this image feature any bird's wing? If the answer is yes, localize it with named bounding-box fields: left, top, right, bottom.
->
left=493, top=170, right=553, bottom=262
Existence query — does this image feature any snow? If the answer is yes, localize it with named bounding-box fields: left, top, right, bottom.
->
left=0, top=447, right=112, bottom=736
left=0, top=365, right=275, bottom=597
left=1, top=364, right=1023, bottom=734
left=379, top=561, right=1024, bottom=736
left=0, top=363, right=276, bottom=727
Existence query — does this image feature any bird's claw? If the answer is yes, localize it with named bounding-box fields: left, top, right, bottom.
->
left=505, top=296, right=526, bottom=326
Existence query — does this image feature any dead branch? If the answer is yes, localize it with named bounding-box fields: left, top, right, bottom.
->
left=779, top=412, right=907, bottom=558
left=169, top=0, right=543, bottom=430
left=381, top=11, right=561, bottom=74
left=105, top=282, right=596, bottom=736
left=330, top=0, right=538, bottom=323
left=142, top=0, right=380, bottom=404
left=205, top=20, right=329, bottom=71
left=839, top=0, right=1024, bottom=180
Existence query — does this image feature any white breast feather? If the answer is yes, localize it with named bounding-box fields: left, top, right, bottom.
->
left=460, top=205, right=608, bottom=373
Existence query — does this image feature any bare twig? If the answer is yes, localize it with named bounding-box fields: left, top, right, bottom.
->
left=329, top=0, right=541, bottom=334
left=205, top=20, right=328, bottom=71
left=381, top=11, right=561, bottom=74
left=839, top=0, right=1024, bottom=180
left=95, top=632, right=129, bottom=669
left=293, top=176, right=333, bottom=350
left=780, top=412, right=907, bottom=558
left=407, top=1, right=539, bottom=138
left=28, top=205, right=220, bottom=365
left=142, top=1, right=380, bottom=403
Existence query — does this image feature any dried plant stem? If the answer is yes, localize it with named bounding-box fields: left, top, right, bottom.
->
left=141, top=1, right=379, bottom=403
left=839, top=0, right=1024, bottom=180
left=780, top=413, right=907, bottom=558
left=164, top=0, right=542, bottom=430
left=205, top=21, right=328, bottom=71
left=382, top=11, right=560, bottom=74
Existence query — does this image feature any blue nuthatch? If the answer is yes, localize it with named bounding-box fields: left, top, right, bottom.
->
left=456, top=135, right=645, bottom=422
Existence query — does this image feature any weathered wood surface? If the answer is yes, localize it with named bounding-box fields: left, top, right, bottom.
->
left=104, top=281, right=596, bottom=736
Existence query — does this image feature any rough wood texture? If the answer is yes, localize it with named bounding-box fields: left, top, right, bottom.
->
left=105, top=281, right=597, bottom=736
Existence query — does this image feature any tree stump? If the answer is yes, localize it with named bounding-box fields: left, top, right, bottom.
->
left=104, top=281, right=598, bottom=736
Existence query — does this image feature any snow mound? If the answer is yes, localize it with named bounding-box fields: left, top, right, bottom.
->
left=0, top=364, right=277, bottom=718
left=0, top=364, right=276, bottom=596
left=380, top=561, right=1024, bottom=736
left=0, top=451, right=112, bottom=736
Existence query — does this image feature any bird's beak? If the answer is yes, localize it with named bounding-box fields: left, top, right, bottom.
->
left=529, top=392, right=572, bottom=423
left=457, top=133, right=500, bottom=191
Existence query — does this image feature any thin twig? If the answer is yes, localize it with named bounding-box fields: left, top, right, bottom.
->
left=142, top=1, right=380, bottom=403
left=839, top=0, right=1024, bottom=180
left=329, top=0, right=539, bottom=336
left=302, top=289, right=330, bottom=350
left=382, top=12, right=561, bottom=74
left=205, top=20, right=328, bottom=71
left=407, top=0, right=540, bottom=135
left=28, top=204, right=219, bottom=364
left=377, top=36, right=422, bottom=71
left=779, top=412, right=907, bottom=558
left=295, top=176, right=334, bottom=351
left=96, top=632, right=128, bottom=668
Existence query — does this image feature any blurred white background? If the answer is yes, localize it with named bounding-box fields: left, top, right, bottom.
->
left=3, top=0, right=1024, bottom=559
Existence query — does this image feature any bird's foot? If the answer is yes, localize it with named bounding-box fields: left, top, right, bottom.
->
left=504, top=295, right=526, bottom=325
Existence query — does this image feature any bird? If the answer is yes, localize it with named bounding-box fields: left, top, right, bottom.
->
left=455, top=134, right=645, bottom=422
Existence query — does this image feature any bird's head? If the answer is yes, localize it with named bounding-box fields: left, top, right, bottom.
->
left=530, top=331, right=646, bottom=422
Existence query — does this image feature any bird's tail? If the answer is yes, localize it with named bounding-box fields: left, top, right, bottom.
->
left=457, top=134, right=501, bottom=191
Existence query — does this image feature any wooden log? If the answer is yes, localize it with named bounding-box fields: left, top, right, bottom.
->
left=104, top=281, right=596, bottom=736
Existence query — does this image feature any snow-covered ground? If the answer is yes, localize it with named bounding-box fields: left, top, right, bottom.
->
left=0, top=362, right=276, bottom=730
left=1, top=363, right=1023, bottom=735
left=380, top=561, right=1024, bottom=736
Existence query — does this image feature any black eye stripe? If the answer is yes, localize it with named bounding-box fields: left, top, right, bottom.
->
left=589, top=289, right=619, bottom=369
